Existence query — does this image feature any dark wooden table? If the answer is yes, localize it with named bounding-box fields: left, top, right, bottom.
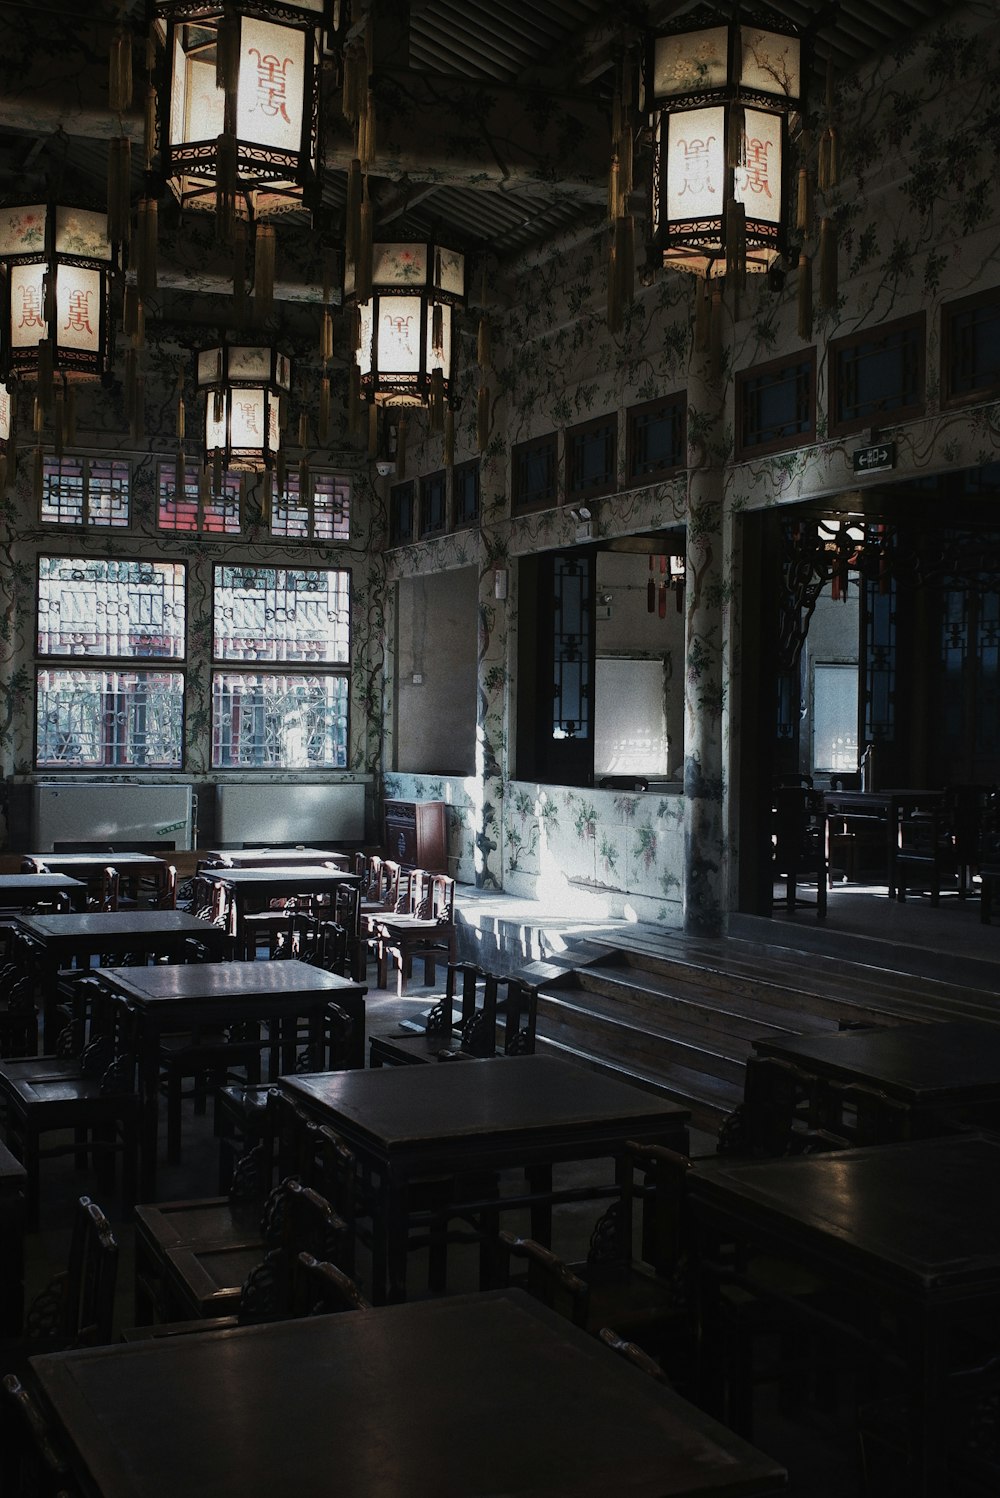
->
left=22, top=853, right=173, bottom=906
left=98, top=959, right=367, bottom=1200
left=822, top=789, right=943, bottom=897
left=200, top=866, right=361, bottom=959
left=282, top=1054, right=690, bottom=1303
left=0, top=1136, right=26, bottom=1335
left=752, top=1019, right=1000, bottom=1136
left=29, top=1289, right=785, bottom=1498
left=687, top=1133, right=1000, bottom=1497
left=201, top=847, right=351, bottom=869
left=14, top=910, right=231, bottom=1049
left=0, top=872, right=87, bottom=911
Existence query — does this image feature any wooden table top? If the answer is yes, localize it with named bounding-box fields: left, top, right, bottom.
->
left=688, top=1133, right=1000, bottom=1294
left=202, top=848, right=351, bottom=868
left=283, top=1053, right=689, bottom=1156
left=753, top=1021, right=1000, bottom=1105
left=29, top=1290, right=785, bottom=1498
left=14, top=909, right=221, bottom=941
left=99, top=958, right=364, bottom=1007
left=201, top=866, right=361, bottom=888
left=23, top=853, right=170, bottom=875
left=0, top=872, right=87, bottom=902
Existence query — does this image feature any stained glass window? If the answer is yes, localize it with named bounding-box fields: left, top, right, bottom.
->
left=37, top=556, right=186, bottom=658
left=36, top=667, right=184, bottom=769
left=272, top=472, right=350, bottom=542
left=211, top=671, right=348, bottom=769
left=158, top=462, right=242, bottom=534
left=213, top=565, right=349, bottom=664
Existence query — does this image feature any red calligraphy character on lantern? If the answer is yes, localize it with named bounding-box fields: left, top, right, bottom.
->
left=64, top=288, right=94, bottom=336
left=676, top=135, right=718, bottom=198
left=237, top=400, right=260, bottom=435
left=248, top=48, right=293, bottom=124
left=738, top=137, right=773, bottom=198
left=16, top=281, right=45, bottom=330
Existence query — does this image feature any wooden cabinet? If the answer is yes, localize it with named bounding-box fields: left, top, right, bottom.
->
left=383, top=800, right=448, bottom=871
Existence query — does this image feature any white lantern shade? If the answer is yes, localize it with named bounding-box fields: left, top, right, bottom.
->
left=0, top=202, right=114, bottom=379
left=740, top=26, right=801, bottom=100
left=236, top=18, right=307, bottom=155
left=199, top=344, right=291, bottom=470
left=158, top=4, right=324, bottom=220
left=10, top=263, right=47, bottom=348
left=736, top=107, right=782, bottom=229
left=666, top=105, right=725, bottom=225
left=377, top=295, right=422, bottom=376
left=652, top=26, right=728, bottom=98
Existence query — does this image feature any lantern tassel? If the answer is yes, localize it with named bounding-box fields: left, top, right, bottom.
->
left=367, top=402, right=378, bottom=458
left=33, top=445, right=44, bottom=508
left=819, top=217, right=838, bottom=309
left=254, top=223, right=276, bottom=319
left=797, top=252, right=813, bottom=340
left=356, top=182, right=373, bottom=302
left=213, top=389, right=224, bottom=426
left=709, top=286, right=723, bottom=378
left=825, top=127, right=840, bottom=190
left=319, top=374, right=331, bottom=444
left=796, top=167, right=811, bottom=233
left=431, top=302, right=444, bottom=357
left=109, top=17, right=133, bottom=114
left=358, top=88, right=376, bottom=169
left=319, top=307, right=333, bottom=364
left=136, top=197, right=158, bottom=300
left=107, top=135, right=131, bottom=246
left=215, top=132, right=239, bottom=245
left=477, top=386, right=489, bottom=453
left=65, top=386, right=76, bottom=447
left=444, top=406, right=454, bottom=468
left=174, top=449, right=185, bottom=505
left=477, top=315, right=490, bottom=371
left=608, top=153, right=620, bottom=225
left=275, top=445, right=286, bottom=498
left=429, top=367, right=444, bottom=434
left=345, top=159, right=362, bottom=274
left=348, top=366, right=362, bottom=440
left=144, top=83, right=157, bottom=171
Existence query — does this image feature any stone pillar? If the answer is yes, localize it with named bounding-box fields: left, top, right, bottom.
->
left=682, top=320, right=728, bottom=935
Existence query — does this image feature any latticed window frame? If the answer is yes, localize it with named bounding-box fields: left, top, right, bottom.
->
left=157, top=460, right=242, bottom=535
left=40, top=454, right=131, bottom=528
left=34, top=553, right=188, bottom=771
left=271, top=471, right=351, bottom=543
left=210, top=562, right=351, bottom=771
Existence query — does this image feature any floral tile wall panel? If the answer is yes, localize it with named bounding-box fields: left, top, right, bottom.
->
left=502, top=782, right=684, bottom=924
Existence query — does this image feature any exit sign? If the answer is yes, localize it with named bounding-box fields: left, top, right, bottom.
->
left=853, top=441, right=896, bottom=474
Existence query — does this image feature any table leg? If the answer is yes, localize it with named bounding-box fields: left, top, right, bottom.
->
left=137, top=1015, right=161, bottom=1202
left=385, top=1175, right=409, bottom=1305
left=0, top=1195, right=25, bottom=1335
left=527, top=1163, right=553, bottom=1245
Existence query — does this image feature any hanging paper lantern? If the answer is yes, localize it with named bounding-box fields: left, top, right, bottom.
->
left=197, top=342, right=291, bottom=470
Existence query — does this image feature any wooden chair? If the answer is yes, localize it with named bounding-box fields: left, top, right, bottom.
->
left=376, top=872, right=457, bottom=995
left=597, top=1326, right=671, bottom=1384
left=772, top=785, right=829, bottom=918
left=135, top=1109, right=357, bottom=1325
left=895, top=806, right=958, bottom=906
left=294, top=1251, right=371, bottom=1315
left=0, top=1372, right=77, bottom=1498
left=495, top=1142, right=694, bottom=1369
left=0, top=984, right=140, bottom=1227
left=0, top=970, right=38, bottom=1061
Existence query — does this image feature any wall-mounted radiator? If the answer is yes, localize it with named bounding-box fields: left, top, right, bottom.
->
left=214, top=782, right=365, bottom=847
left=30, top=783, right=194, bottom=852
